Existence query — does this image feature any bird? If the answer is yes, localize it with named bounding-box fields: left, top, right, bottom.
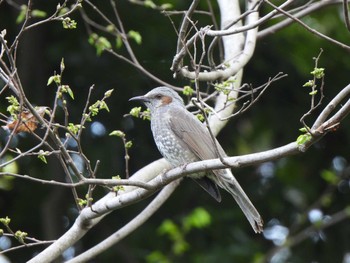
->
left=129, top=86, right=263, bottom=233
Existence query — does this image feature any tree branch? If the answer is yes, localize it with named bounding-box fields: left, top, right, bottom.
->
left=263, top=0, right=350, bottom=51
left=258, top=0, right=342, bottom=38
left=66, top=180, right=181, bottom=263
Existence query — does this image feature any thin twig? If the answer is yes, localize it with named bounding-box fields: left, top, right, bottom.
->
left=343, top=0, right=350, bottom=31
left=300, top=50, right=325, bottom=133
left=264, top=0, right=350, bottom=51
left=258, top=0, right=342, bottom=38
left=0, top=172, right=155, bottom=189
left=175, top=0, right=200, bottom=54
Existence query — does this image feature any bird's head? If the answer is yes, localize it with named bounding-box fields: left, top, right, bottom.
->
left=129, top=87, right=185, bottom=112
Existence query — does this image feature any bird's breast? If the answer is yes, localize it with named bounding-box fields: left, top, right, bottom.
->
left=151, top=110, right=197, bottom=167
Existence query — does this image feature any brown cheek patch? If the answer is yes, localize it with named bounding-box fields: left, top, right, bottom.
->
left=161, top=96, right=172, bottom=105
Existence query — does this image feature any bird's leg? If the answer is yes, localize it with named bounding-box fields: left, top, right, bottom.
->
left=159, top=168, right=170, bottom=185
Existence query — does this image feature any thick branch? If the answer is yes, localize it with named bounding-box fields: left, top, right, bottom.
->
left=312, top=84, right=350, bottom=131
left=66, top=180, right=181, bottom=263
left=172, top=0, right=260, bottom=81
left=25, top=142, right=312, bottom=263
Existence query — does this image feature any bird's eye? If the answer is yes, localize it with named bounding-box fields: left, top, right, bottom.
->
left=154, top=94, right=162, bottom=99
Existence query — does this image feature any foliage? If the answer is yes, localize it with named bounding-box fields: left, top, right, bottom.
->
left=0, top=0, right=350, bottom=262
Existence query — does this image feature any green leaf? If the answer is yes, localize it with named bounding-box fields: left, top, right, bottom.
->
left=161, top=3, right=173, bottom=10
left=109, top=130, right=125, bottom=137
left=116, top=35, right=123, bottom=49
left=47, top=76, right=55, bottom=86
left=146, top=251, right=170, bottom=263
left=320, top=169, right=339, bottom=185
left=31, top=9, right=47, bottom=18
left=88, top=33, right=98, bottom=45
left=296, top=133, right=312, bottom=145
left=128, top=30, right=142, bottom=45
left=112, top=185, right=125, bottom=192
left=142, top=109, right=151, bottom=120
left=77, top=198, right=88, bottom=207
left=60, top=85, right=74, bottom=99
left=68, top=123, right=84, bottom=135
left=6, top=96, right=20, bottom=117
left=16, top=5, right=27, bottom=24
left=130, top=107, right=141, bottom=118
left=15, top=230, right=28, bottom=243
left=310, top=67, right=325, bottom=79
left=104, top=89, right=114, bottom=98
left=125, top=141, right=133, bottom=148
left=62, top=17, right=77, bottom=29
left=106, top=24, right=115, bottom=32
left=88, top=100, right=110, bottom=116
left=83, top=113, right=91, bottom=122
left=66, top=86, right=75, bottom=100
left=0, top=216, right=11, bottom=225
left=182, top=86, right=194, bottom=96
left=89, top=34, right=112, bottom=56
left=38, top=150, right=48, bottom=164
left=309, top=90, right=318, bottom=96
left=60, top=58, right=65, bottom=72
left=303, top=80, right=314, bottom=87
left=196, top=114, right=204, bottom=122
left=6, top=95, right=19, bottom=106
left=89, top=104, right=99, bottom=116
left=144, top=0, right=156, bottom=9
left=158, top=219, right=178, bottom=236
left=111, top=176, right=125, bottom=191
left=182, top=207, right=211, bottom=232
left=47, top=74, right=61, bottom=86
left=58, top=7, right=69, bottom=16
left=99, top=101, right=110, bottom=112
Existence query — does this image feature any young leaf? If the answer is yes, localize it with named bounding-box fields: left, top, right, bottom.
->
left=130, top=107, right=141, bottom=118
left=310, top=68, right=325, bottom=79
left=31, top=9, right=47, bottom=18
left=47, top=74, right=61, bottom=86
left=109, top=130, right=125, bottom=137
left=125, top=141, right=133, bottom=148
left=182, top=86, right=194, bottom=96
left=62, top=17, right=77, bottom=29
left=128, top=30, right=142, bottom=45
left=104, top=89, right=114, bottom=98
left=196, top=114, right=204, bottom=122
left=296, top=133, right=312, bottom=145
left=38, top=150, right=48, bottom=164
left=309, top=90, right=318, bottom=96
left=66, top=86, right=75, bottom=100
left=116, top=35, right=123, bottom=49
left=16, top=5, right=27, bottom=24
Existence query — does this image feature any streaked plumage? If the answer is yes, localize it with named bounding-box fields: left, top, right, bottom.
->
left=130, top=87, right=263, bottom=233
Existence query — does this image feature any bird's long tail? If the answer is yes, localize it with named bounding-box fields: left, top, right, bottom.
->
left=211, top=169, right=263, bottom=233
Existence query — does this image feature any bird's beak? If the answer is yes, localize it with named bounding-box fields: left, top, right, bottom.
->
left=129, top=95, right=150, bottom=103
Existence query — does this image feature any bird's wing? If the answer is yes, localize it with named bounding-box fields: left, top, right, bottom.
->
left=169, top=107, right=264, bottom=233
left=168, top=107, right=226, bottom=161
left=168, top=107, right=224, bottom=202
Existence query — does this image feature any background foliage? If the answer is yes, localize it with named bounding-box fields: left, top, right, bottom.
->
left=0, top=0, right=350, bottom=262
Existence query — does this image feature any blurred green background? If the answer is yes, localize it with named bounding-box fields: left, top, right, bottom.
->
left=0, top=1, right=350, bottom=262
